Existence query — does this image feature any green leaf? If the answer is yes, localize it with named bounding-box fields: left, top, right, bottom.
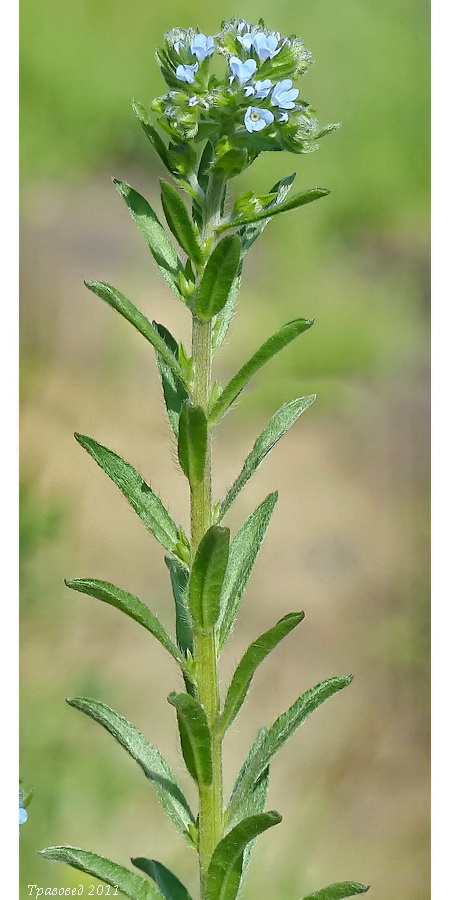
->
left=231, top=730, right=270, bottom=872
left=218, top=492, right=278, bottom=651
left=168, top=692, right=212, bottom=786
left=227, top=676, right=353, bottom=822
left=153, top=323, right=189, bottom=437
left=132, top=859, right=193, bottom=900
left=74, top=434, right=184, bottom=556
left=299, top=883, right=369, bottom=900
left=217, top=188, right=330, bottom=232
left=188, top=525, right=230, bottom=631
left=239, top=173, right=296, bottom=254
left=217, top=396, right=316, bottom=520
left=165, top=556, right=193, bottom=656
left=84, top=282, right=185, bottom=383
left=208, top=319, right=314, bottom=425
left=160, top=180, right=203, bottom=266
left=113, top=179, right=183, bottom=299
left=177, top=401, right=208, bottom=486
left=64, top=578, right=187, bottom=673
left=39, top=847, right=164, bottom=900
left=211, top=273, right=241, bottom=355
left=66, top=698, right=195, bottom=840
left=204, top=811, right=282, bottom=900
left=195, top=235, right=241, bottom=322
left=132, top=99, right=173, bottom=174
left=219, top=612, right=305, bottom=736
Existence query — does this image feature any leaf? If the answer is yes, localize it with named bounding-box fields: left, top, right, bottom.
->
left=132, top=99, right=173, bottom=174
left=217, top=396, right=316, bottom=520
left=227, top=676, right=353, bottom=822
left=132, top=859, right=193, bottom=900
left=231, top=729, right=270, bottom=873
left=66, top=698, right=195, bottom=840
left=217, top=188, right=330, bottom=232
left=177, top=401, right=208, bottom=486
left=160, top=180, right=203, bottom=265
left=64, top=578, right=187, bottom=673
left=211, top=273, right=241, bottom=355
left=165, top=556, right=193, bottom=656
left=219, top=612, right=305, bottom=736
left=208, top=319, right=314, bottom=425
left=195, top=235, right=241, bottom=322
left=239, top=173, right=296, bottom=254
left=113, top=179, right=183, bottom=299
left=299, top=883, right=369, bottom=900
left=218, top=493, right=278, bottom=651
left=153, top=323, right=189, bottom=437
left=39, top=847, right=164, bottom=900
left=168, top=692, right=212, bottom=786
left=204, top=811, right=282, bottom=900
left=74, top=434, right=184, bottom=556
left=84, top=282, right=185, bottom=383
left=188, top=526, right=230, bottom=631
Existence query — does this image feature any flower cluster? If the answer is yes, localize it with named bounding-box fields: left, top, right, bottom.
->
left=150, top=17, right=338, bottom=173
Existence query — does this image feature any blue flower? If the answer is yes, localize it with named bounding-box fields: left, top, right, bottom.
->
left=254, top=79, right=273, bottom=99
left=191, top=33, right=215, bottom=61
left=277, top=111, right=289, bottom=123
left=237, top=32, right=254, bottom=52
left=19, top=804, right=27, bottom=826
left=244, top=106, right=274, bottom=132
left=252, top=32, right=280, bottom=60
left=229, top=56, right=257, bottom=85
left=176, top=63, right=199, bottom=84
left=271, top=79, right=299, bottom=109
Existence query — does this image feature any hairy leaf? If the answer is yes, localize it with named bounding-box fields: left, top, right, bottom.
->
left=153, top=323, right=189, bottom=437
left=211, top=273, right=241, bottom=355
left=208, top=319, right=314, bottom=425
left=66, top=698, right=195, bottom=840
left=218, top=395, right=316, bottom=520
left=165, top=556, right=193, bottom=656
left=132, top=859, right=193, bottom=900
left=132, top=99, right=173, bottom=174
left=178, top=401, right=208, bottom=486
left=65, top=578, right=187, bottom=673
left=218, top=188, right=330, bottom=232
left=230, top=729, right=271, bottom=873
left=204, top=812, right=282, bottom=900
left=84, top=282, right=185, bottom=382
left=113, top=179, right=182, bottom=299
left=160, top=180, right=203, bottom=265
left=189, top=526, right=230, bottom=631
left=228, top=676, right=353, bottom=821
left=239, top=173, right=296, bottom=254
left=39, top=847, right=164, bottom=900
left=218, top=492, right=278, bottom=650
left=195, top=235, right=241, bottom=322
left=74, top=434, right=184, bottom=555
left=219, top=612, right=305, bottom=735
left=168, top=692, right=212, bottom=786
left=299, top=883, right=369, bottom=900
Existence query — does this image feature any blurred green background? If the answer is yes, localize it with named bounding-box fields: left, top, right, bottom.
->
left=20, top=0, right=429, bottom=897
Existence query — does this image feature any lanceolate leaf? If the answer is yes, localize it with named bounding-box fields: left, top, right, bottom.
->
left=66, top=698, right=195, bottom=841
left=212, top=273, right=241, bottom=355
left=160, top=180, right=203, bottom=266
left=39, top=847, right=164, bottom=900
left=218, top=395, right=316, bottom=520
left=195, top=235, right=241, bottom=322
left=219, top=612, right=305, bottom=736
left=239, top=172, right=296, bottom=254
left=113, top=179, right=183, bottom=299
left=177, top=401, right=208, bottom=486
left=189, top=526, right=230, bottom=631
left=218, top=188, right=330, bottom=232
left=299, top=883, right=369, bottom=900
left=132, top=99, right=173, bottom=174
left=204, top=812, right=282, bottom=900
left=208, top=319, right=314, bottom=425
left=168, top=692, right=212, bottom=786
left=64, top=578, right=187, bottom=673
left=230, top=729, right=270, bottom=872
left=74, top=434, right=184, bottom=556
left=227, top=676, right=353, bottom=822
left=165, top=556, right=193, bottom=656
left=218, top=492, right=278, bottom=651
left=132, top=859, right=193, bottom=900
left=153, top=323, right=189, bottom=437
left=84, top=281, right=185, bottom=382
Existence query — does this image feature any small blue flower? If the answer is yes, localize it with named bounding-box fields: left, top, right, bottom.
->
left=244, top=106, right=275, bottom=132
left=229, top=56, right=257, bottom=85
left=278, top=111, right=289, bottom=123
left=19, top=804, right=28, bottom=826
left=252, top=32, right=280, bottom=60
left=271, top=79, right=299, bottom=109
left=176, top=63, right=199, bottom=84
left=237, top=32, right=254, bottom=52
left=191, top=33, right=215, bottom=61
left=254, top=79, right=273, bottom=99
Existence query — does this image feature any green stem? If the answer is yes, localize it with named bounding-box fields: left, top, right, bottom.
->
left=190, top=173, right=226, bottom=895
